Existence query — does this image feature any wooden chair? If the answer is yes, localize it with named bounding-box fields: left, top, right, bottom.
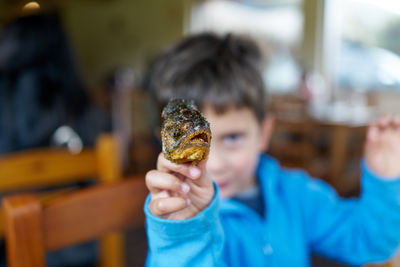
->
left=269, top=116, right=318, bottom=173
left=3, top=176, right=148, bottom=267
left=0, top=134, right=124, bottom=267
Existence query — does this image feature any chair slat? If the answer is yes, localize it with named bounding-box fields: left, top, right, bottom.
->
left=44, top=176, right=147, bottom=251
left=0, top=149, right=97, bottom=191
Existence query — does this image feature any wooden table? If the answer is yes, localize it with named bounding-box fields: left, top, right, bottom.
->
left=312, top=118, right=369, bottom=195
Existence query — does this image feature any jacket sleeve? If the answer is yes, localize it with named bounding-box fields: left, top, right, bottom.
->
left=144, top=183, right=226, bottom=267
left=302, top=159, right=400, bottom=266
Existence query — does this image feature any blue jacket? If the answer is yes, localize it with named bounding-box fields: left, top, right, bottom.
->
left=145, top=154, right=400, bottom=266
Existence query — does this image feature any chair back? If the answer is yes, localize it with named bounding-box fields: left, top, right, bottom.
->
left=0, top=134, right=125, bottom=267
left=3, top=176, right=148, bottom=267
left=0, top=134, right=121, bottom=191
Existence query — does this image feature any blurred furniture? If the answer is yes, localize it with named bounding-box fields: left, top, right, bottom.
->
left=270, top=114, right=368, bottom=196
left=268, top=95, right=318, bottom=172
left=0, top=134, right=124, bottom=267
left=108, top=82, right=158, bottom=175
left=3, top=176, right=148, bottom=267
left=317, top=121, right=367, bottom=196
left=129, top=134, right=158, bottom=174
left=269, top=116, right=318, bottom=173
left=126, top=90, right=158, bottom=174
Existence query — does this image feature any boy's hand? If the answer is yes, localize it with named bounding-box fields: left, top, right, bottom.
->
left=365, top=116, right=400, bottom=179
left=146, top=153, right=215, bottom=220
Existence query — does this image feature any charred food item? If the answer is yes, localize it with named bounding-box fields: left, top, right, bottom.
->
left=161, top=99, right=211, bottom=164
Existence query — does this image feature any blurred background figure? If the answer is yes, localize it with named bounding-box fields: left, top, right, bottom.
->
left=0, top=11, right=111, bottom=155
left=0, top=10, right=111, bottom=267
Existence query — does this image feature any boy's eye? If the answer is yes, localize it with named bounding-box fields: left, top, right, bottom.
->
left=222, top=133, right=244, bottom=146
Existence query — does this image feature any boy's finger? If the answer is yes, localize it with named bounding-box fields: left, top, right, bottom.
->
left=389, top=116, right=400, bottom=128
left=146, top=170, right=190, bottom=195
left=378, top=116, right=390, bottom=129
left=367, top=125, right=380, bottom=142
left=193, top=161, right=211, bottom=186
left=149, top=197, right=189, bottom=217
left=157, top=153, right=203, bottom=180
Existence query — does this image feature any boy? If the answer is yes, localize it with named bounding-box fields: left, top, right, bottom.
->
left=144, top=33, right=400, bottom=266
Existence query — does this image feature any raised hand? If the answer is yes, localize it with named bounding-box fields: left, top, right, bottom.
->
left=146, top=153, right=215, bottom=220
left=365, top=116, right=400, bottom=179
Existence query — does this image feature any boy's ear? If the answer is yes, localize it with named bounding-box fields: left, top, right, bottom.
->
left=259, top=115, right=275, bottom=152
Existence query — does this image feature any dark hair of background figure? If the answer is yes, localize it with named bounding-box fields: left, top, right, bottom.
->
left=0, top=12, right=89, bottom=115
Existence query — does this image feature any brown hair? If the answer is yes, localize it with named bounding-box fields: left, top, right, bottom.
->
left=146, top=32, right=267, bottom=123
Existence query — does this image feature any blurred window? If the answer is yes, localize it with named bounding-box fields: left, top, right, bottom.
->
left=188, top=0, right=304, bottom=94
left=332, top=0, right=400, bottom=92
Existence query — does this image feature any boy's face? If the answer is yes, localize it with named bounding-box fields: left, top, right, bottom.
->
left=202, top=105, right=273, bottom=198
